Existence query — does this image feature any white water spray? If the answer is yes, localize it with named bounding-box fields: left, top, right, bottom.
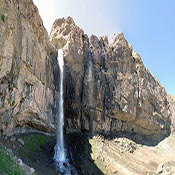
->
left=54, top=50, right=77, bottom=175
left=54, top=49, right=66, bottom=170
left=87, top=50, right=93, bottom=83
left=86, top=44, right=95, bottom=132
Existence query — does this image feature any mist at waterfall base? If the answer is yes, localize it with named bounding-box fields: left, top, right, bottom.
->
left=54, top=49, right=72, bottom=174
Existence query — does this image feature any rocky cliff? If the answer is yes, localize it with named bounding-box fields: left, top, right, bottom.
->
left=50, top=17, right=171, bottom=136
left=168, top=95, right=175, bottom=132
left=0, top=0, right=58, bottom=135
left=0, top=0, right=173, bottom=138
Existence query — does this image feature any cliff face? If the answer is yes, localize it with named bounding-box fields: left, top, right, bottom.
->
left=50, top=17, right=171, bottom=136
left=168, top=95, right=175, bottom=132
left=0, top=0, right=173, bottom=137
left=0, top=0, right=58, bottom=135
left=50, top=17, right=89, bottom=131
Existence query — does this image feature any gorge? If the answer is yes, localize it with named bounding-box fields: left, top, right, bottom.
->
left=0, top=0, right=175, bottom=174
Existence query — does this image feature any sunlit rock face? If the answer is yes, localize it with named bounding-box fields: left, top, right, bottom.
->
left=168, top=95, right=175, bottom=132
left=50, top=17, right=89, bottom=131
left=50, top=17, right=172, bottom=136
left=0, top=0, right=58, bottom=135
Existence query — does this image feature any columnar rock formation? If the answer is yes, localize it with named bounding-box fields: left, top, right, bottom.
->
left=0, top=0, right=58, bottom=135
left=50, top=17, right=171, bottom=136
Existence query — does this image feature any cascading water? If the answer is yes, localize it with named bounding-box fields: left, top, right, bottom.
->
left=54, top=50, right=77, bottom=175
left=87, top=48, right=93, bottom=84
left=54, top=49, right=66, bottom=171
left=86, top=43, right=95, bottom=131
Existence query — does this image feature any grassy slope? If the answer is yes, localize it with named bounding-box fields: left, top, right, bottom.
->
left=0, top=146, right=24, bottom=175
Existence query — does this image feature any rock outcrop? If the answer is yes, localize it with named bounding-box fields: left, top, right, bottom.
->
left=50, top=17, right=171, bottom=136
left=50, top=17, right=89, bottom=131
left=168, top=95, right=175, bottom=132
left=0, top=0, right=58, bottom=135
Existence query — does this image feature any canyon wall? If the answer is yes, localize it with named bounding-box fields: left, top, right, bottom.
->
left=50, top=17, right=172, bottom=136
left=0, top=0, right=58, bottom=135
left=0, top=0, right=173, bottom=137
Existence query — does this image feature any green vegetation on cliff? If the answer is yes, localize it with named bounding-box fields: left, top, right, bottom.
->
left=18, top=134, right=51, bottom=162
left=1, top=14, right=5, bottom=22
left=0, top=146, right=24, bottom=175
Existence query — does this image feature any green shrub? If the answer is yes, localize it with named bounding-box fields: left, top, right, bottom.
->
left=1, top=14, right=5, bottom=23
left=18, top=134, right=50, bottom=162
left=24, top=135, right=49, bottom=152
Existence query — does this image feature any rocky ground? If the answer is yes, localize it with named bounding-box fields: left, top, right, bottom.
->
left=89, top=134, right=175, bottom=175
left=0, top=133, right=56, bottom=175
left=0, top=132, right=175, bottom=175
left=0, top=132, right=102, bottom=175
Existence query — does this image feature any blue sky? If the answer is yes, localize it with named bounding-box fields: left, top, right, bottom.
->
left=33, top=0, right=175, bottom=95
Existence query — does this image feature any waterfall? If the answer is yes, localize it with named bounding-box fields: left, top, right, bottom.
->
left=54, top=49, right=66, bottom=171
left=54, top=49, right=77, bottom=175
left=87, top=48, right=93, bottom=84
left=87, top=44, right=94, bottom=131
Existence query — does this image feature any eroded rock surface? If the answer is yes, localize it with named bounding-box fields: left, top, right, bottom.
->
left=50, top=17, right=89, bottom=131
left=50, top=17, right=171, bottom=136
left=0, top=0, right=58, bottom=135
left=168, top=95, right=175, bottom=132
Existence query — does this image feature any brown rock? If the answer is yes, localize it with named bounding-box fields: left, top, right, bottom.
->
left=0, top=0, right=58, bottom=135
left=168, top=95, right=175, bottom=132
left=0, top=0, right=172, bottom=137
left=50, top=17, right=89, bottom=131
left=50, top=17, right=171, bottom=136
